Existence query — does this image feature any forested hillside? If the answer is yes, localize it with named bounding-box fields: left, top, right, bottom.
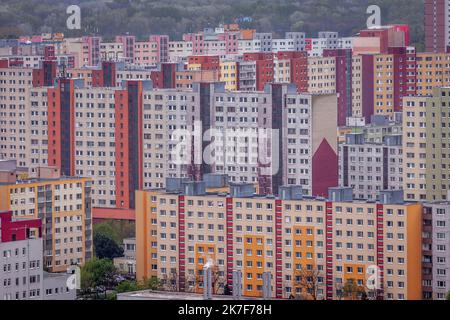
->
left=0, top=0, right=424, bottom=48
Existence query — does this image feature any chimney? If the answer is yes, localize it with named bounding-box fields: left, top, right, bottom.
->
left=232, top=270, right=242, bottom=299
left=203, top=265, right=213, bottom=300
left=262, top=272, right=272, bottom=299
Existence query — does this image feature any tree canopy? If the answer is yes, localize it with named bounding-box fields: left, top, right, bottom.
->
left=93, top=219, right=134, bottom=244
left=93, top=233, right=124, bottom=259
left=80, top=258, right=117, bottom=292
left=0, top=0, right=424, bottom=49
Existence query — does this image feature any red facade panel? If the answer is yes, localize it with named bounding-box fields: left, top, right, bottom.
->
left=312, top=139, right=338, bottom=197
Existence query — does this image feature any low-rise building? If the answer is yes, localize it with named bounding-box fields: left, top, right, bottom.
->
left=0, top=211, right=76, bottom=300
left=114, top=237, right=136, bottom=276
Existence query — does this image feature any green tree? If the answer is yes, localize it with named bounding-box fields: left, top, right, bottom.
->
left=145, top=277, right=162, bottom=290
left=447, top=291, right=450, bottom=300
left=115, top=280, right=141, bottom=293
left=80, top=258, right=118, bottom=298
left=94, top=219, right=135, bottom=244
left=94, top=233, right=124, bottom=259
left=94, top=220, right=122, bottom=244
left=106, top=292, right=117, bottom=300
left=0, top=0, right=425, bottom=48
left=113, top=277, right=162, bottom=295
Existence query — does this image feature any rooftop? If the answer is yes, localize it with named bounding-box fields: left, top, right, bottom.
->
left=117, top=290, right=263, bottom=300
left=0, top=175, right=91, bottom=186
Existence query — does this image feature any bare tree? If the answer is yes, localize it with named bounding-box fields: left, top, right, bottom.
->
left=185, top=272, right=197, bottom=293
left=293, top=266, right=323, bottom=300
left=334, top=282, right=344, bottom=300
left=194, top=266, right=226, bottom=295
left=211, top=266, right=226, bottom=295
left=343, top=279, right=366, bottom=300
left=161, top=270, right=178, bottom=292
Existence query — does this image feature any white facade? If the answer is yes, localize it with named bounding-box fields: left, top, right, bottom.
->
left=168, top=41, right=193, bottom=63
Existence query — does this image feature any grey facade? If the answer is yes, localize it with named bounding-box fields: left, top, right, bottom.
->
left=0, top=238, right=43, bottom=300
left=338, top=133, right=403, bottom=200
left=43, top=272, right=76, bottom=300
left=423, top=202, right=450, bottom=300
left=1, top=237, right=76, bottom=300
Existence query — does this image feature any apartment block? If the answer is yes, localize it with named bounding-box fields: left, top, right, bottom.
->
left=1, top=67, right=340, bottom=210
left=425, top=0, right=449, bottom=53
left=403, top=87, right=450, bottom=201
left=207, top=83, right=338, bottom=197
left=240, top=53, right=274, bottom=92
left=308, top=49, right=352, bottom=126
left=373, top=47, right=416, bottom=118
left=338, top=133, right=403, bottom=200
left=0, top=66, right=33, bottom=167
left=274, top=51, right=308, bottom=93
left=0, top=211, right=76, bottom=300
left=0, top=211, right=42, bottom=300
left=422, top=202, right=450, bottom=300
left=82, top=36, right=101, bottom=67
left=115, top=35, right=136, bottom=63
left=219, top=61, right=239, bottom=91
left=415, top=52, right=450, bottom=96
left=0, top=165, right=93, bottom=272
left=168, top=41, right=193, bottom=63
left=99, top=42, right=123, bottom=61
left=136, top=183, right=422, bottom=300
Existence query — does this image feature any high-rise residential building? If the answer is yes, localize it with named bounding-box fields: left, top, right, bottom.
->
left=308, top=49, right=352, bottom=126
left=403, top=87, right=450, bottom=202
left=82, top=36, right=101, bottom=67
left=1, top=64, right=339, bottom=210
left=99, top=42, right=124, bottom=61
left=372, top=47, right=416, bottom=118
left=240, top=53, right=274, bottom=92
left=0, top=165, right=93, bottom=272
left=351, top=54, right=374, bottom=121
left=136, top=183, right=422, bottom=300
left=0, top=66, right=33, bottom=167
left=187, top=56, right=220, bottom=72
left=0, top=60, right=58, bottom=171
left=115, top=35, right=136, bottom=63
left=338, top=133, right=403, bottom=200
left=422, top=202, right=450, bottom=300
left=275, top=51, right=308, bottom=93
left=168, top=41, right=193, bottom=63
left=415, top=52, right=450, bottom=96
left=219, top=61, right=239, bottom=91
left=206, top=83, right=338, bottom=197
left=425, top=0, right=449, bottom=53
